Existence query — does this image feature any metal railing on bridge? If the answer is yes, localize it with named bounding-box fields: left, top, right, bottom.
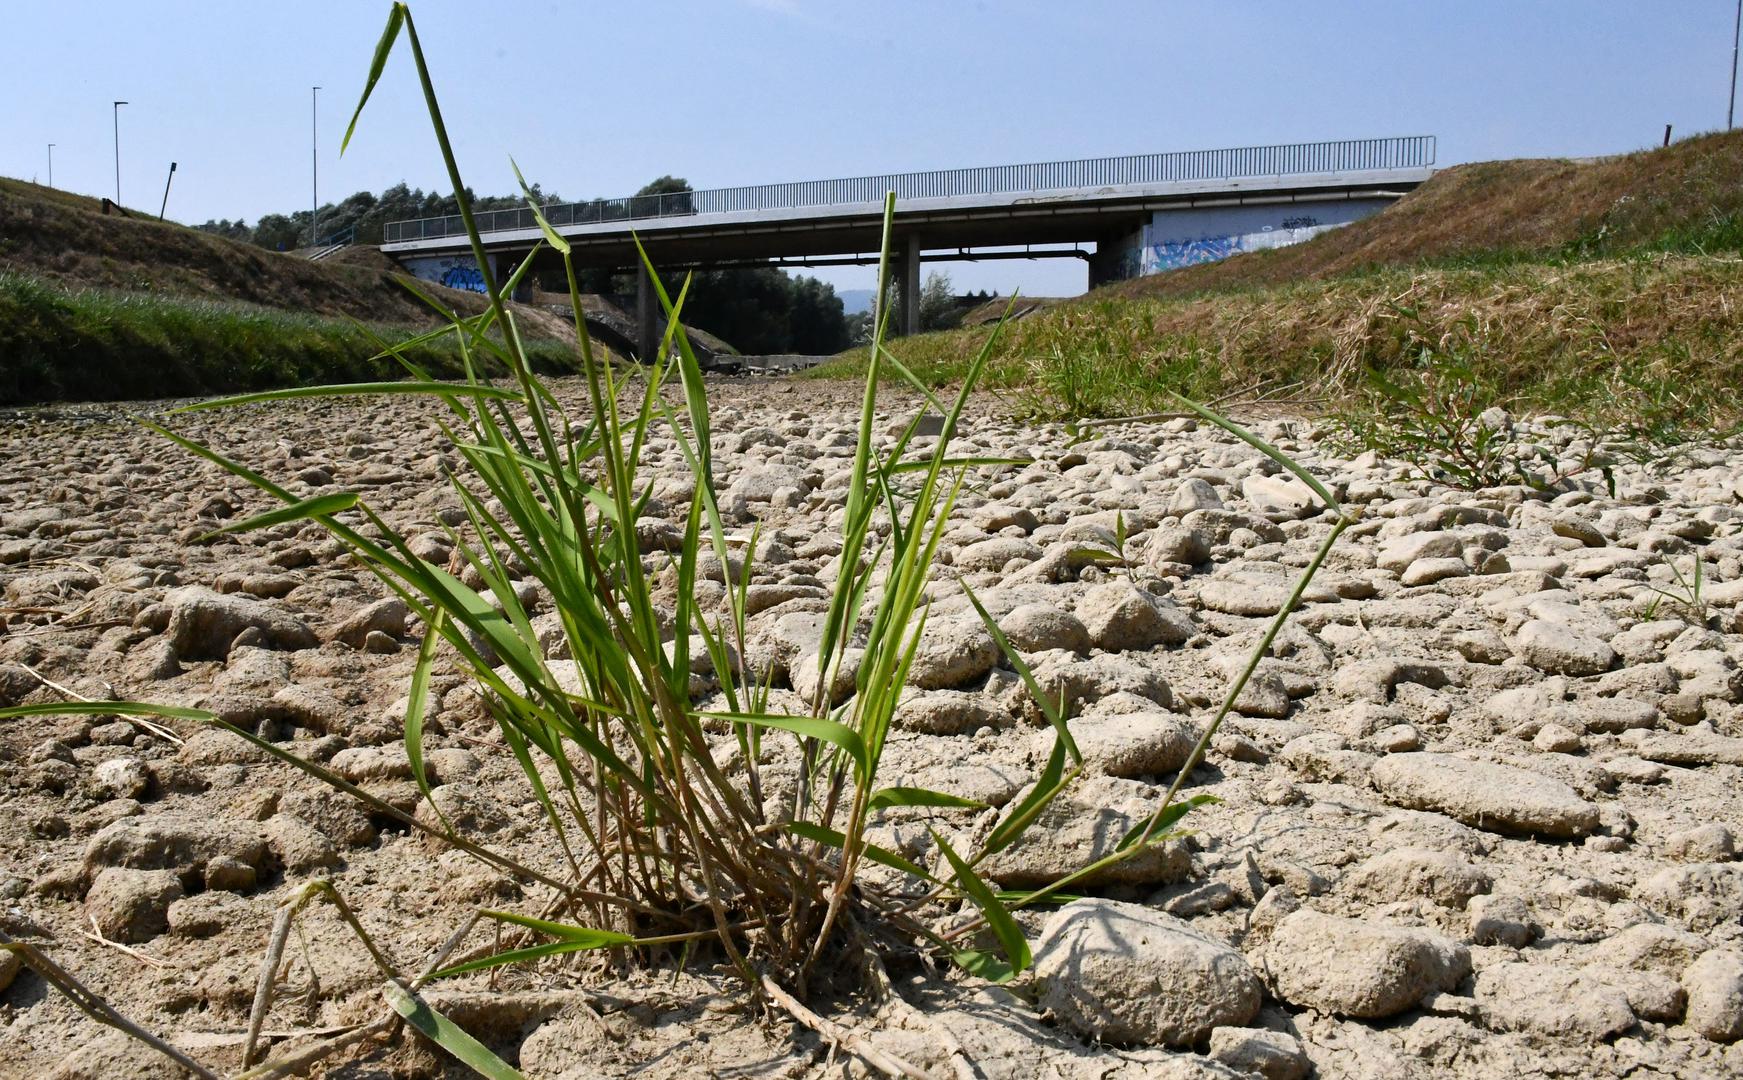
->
left=382, top=135, right=1436, bottom=244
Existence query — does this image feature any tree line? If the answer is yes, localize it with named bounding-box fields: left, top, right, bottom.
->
left=196, top=176, right=856, bottom=355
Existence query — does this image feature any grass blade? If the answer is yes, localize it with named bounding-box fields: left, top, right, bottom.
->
left=932, top=829, right=1030, bottom=981
left=867, top=787, right=986, bottom=812
left=342, top=3, right=407, bottom=154
left=381, top=981, right=523, bottom=1080
left=197, top=492, right=357, bottom=541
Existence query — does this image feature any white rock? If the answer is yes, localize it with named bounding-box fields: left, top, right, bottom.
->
left=1370, top=752, right=1599, bottom=838
left=1034, top=899, right=1260, bottom=1047
left=1512, top=619, right=1616, bottom=676
left=1683, top=949, right=1743, bottom=1042
left=1264, top=910, right=1469, bottom=1018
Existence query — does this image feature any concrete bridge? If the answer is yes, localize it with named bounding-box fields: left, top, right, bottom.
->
left=379, top=135, right=1435, bottom=356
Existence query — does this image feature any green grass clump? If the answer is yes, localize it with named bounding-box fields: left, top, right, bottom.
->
left=0, top=6, right=1359, bottom=1075
left=0, top=271, right=580, bottom=405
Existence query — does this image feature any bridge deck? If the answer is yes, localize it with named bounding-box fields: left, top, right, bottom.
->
left=380, top=135, right=1436, bottom=262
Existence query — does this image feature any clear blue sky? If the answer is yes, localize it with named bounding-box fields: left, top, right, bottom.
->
left=5, top=1, right=1739, bottom=297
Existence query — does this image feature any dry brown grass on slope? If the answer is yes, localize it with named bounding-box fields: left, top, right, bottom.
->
left=811, top=254, right=1743, bottom=423
left=0, top=177, right=568, bottom=337
left=1110, top=129, right=1743, bottom=301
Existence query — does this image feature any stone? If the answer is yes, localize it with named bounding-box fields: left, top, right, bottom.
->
left=203, top=854, right=257, bottom=892
left=1376, top=531, right=1463, bottom=574
left=1207, top=1028, right=1310, bottom=1080
left=1264, top=910, right=1469, bottom=1019
left=905, top=618, right=999, bottom=691
left=1076, top=583, right=1193, bottom=652
left=263, top=814, right=340, bottom=874
left=1512, top=619, right=1616, bottom=676
left=1068, top=711, right=1200, bottom=779
left=1032, top=899, right=1261, bottom=1047
left=330, top=596, right=408, bottom=647
left=1199, top=579, right=1291, bottom=617
left=1637, top=863, right=1743, bottom=932
left=91, top=757, right=150, bottom=800
left=955, top=536, right=1043, bottom=572
left=47, top=1030, right=189, bottom=1080
left=1468, top=894, right=1535, bottom=947
left=1604, top=922, right=1714, bottom=979
left=1242, top=474, right=1320, bottom=519
left=1341, top=847, right=1491, bottom=910
left=999, top=603, right=1092, bottom=654
left=1171, top=477, right=1223, bottom=514
left=1401, top=557, right=1468, bottom=587
left=1474, top=963, right=1637, bottom=1040
left=979, top=776, right=1191, bottom=888
left=1683, top=950, right=1743, bottom=1042
left=84, top=814, right=268, bottom=880
left=1667, top=824, right=1737, bottom=863
left=164, top=585, right=317, bottom=660
left=1369, top=753, right=1600, bottom=838
left=0, top=948, right=19, bottom=993
left=415, top=783, right=513, bottom=838
left=84, top=867, right=183, bottom=943
left=167, top=891, right=250, bottom=938
left=1533, top=723, right=1582, bottom=753
left=1145, top=524, right=1211, bottom=567
left=892, top=690, right=1003, bottom=735
left=791, top=647, right=863, bottom=707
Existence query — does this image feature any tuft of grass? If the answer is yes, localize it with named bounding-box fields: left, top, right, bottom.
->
left=0, top=5, right=1354, bottom=1075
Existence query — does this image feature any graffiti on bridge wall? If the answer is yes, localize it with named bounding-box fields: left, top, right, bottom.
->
left=439, top=263, right=487, bottom=293
left=1145, top=234, right=1244, bottom=272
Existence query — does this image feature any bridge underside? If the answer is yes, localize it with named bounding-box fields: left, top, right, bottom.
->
left=386, top=178, right=1422, bottom=356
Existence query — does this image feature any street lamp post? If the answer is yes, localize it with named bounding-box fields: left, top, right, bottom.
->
left=312, top=86, right=321, bottom=246
left=1729, top=0, right=1741, bottom=130
left=47, top=144, right=55, bottom=188
left=112, top=100, right=128, bottom=206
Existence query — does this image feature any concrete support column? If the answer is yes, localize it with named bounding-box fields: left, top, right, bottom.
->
left=635, top=263, right=660, bottom=361
left=897, top=236, right=922, bottom=337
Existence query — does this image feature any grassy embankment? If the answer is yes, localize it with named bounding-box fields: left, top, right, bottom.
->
left=808, top=130, right=1743, bottom=426
left=0, top=178, right=584, bottom=404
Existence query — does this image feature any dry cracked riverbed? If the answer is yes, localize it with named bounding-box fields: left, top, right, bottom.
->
left=2, top=378, right=1742, bottom=1079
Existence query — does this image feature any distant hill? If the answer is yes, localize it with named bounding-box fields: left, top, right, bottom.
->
left=835, top=288, right=875, bottom=315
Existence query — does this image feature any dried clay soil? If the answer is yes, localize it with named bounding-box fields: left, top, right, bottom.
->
left=1, top=377, right=1742, bottom=1079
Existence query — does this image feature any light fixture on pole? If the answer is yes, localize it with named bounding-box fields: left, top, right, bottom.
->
left=47, top=144, right=55, bottom=188
left=113, top=100, right=128, bottom=205
left=312, top=86, right=321, bottom=246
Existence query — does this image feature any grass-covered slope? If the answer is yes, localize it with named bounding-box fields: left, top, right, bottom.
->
left=0, top=178, right=584, bottom=404
left=811, top=131, right=1743, bottom=423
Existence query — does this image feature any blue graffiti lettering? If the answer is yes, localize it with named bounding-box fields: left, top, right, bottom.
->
left=439, top=263, right=487, bottom=293
left=1146, top=234, right=1243, bottom=271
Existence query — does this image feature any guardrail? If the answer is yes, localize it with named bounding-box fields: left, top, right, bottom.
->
left=383, top=135, right=1436, bottom=244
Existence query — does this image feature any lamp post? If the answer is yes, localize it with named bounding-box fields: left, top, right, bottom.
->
left=312, top=86, right=321, bottom=246
left=112, top=100, right=128, bottom=205
left=1729, top=0, right=1740, bottom=130
left=47, top=144, right=54, bottom=188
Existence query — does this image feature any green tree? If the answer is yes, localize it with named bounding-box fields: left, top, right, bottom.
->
left=919, top=269, right=960, bottom=331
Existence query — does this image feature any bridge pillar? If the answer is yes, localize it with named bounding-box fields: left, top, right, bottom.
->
left=897, top=236, right=921, bottom=337
left=635, top=264, right=660, bottom=361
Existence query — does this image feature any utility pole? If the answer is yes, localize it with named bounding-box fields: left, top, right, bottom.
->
left=47, top=144, right=54, bottom=188
left=1730, top=0, right=1741, bottom=130
left=312, top=86, right=321, bottom=246
left=113, top=101, right=128, bottom=205
left=160, top=162, right=177, bottom=220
